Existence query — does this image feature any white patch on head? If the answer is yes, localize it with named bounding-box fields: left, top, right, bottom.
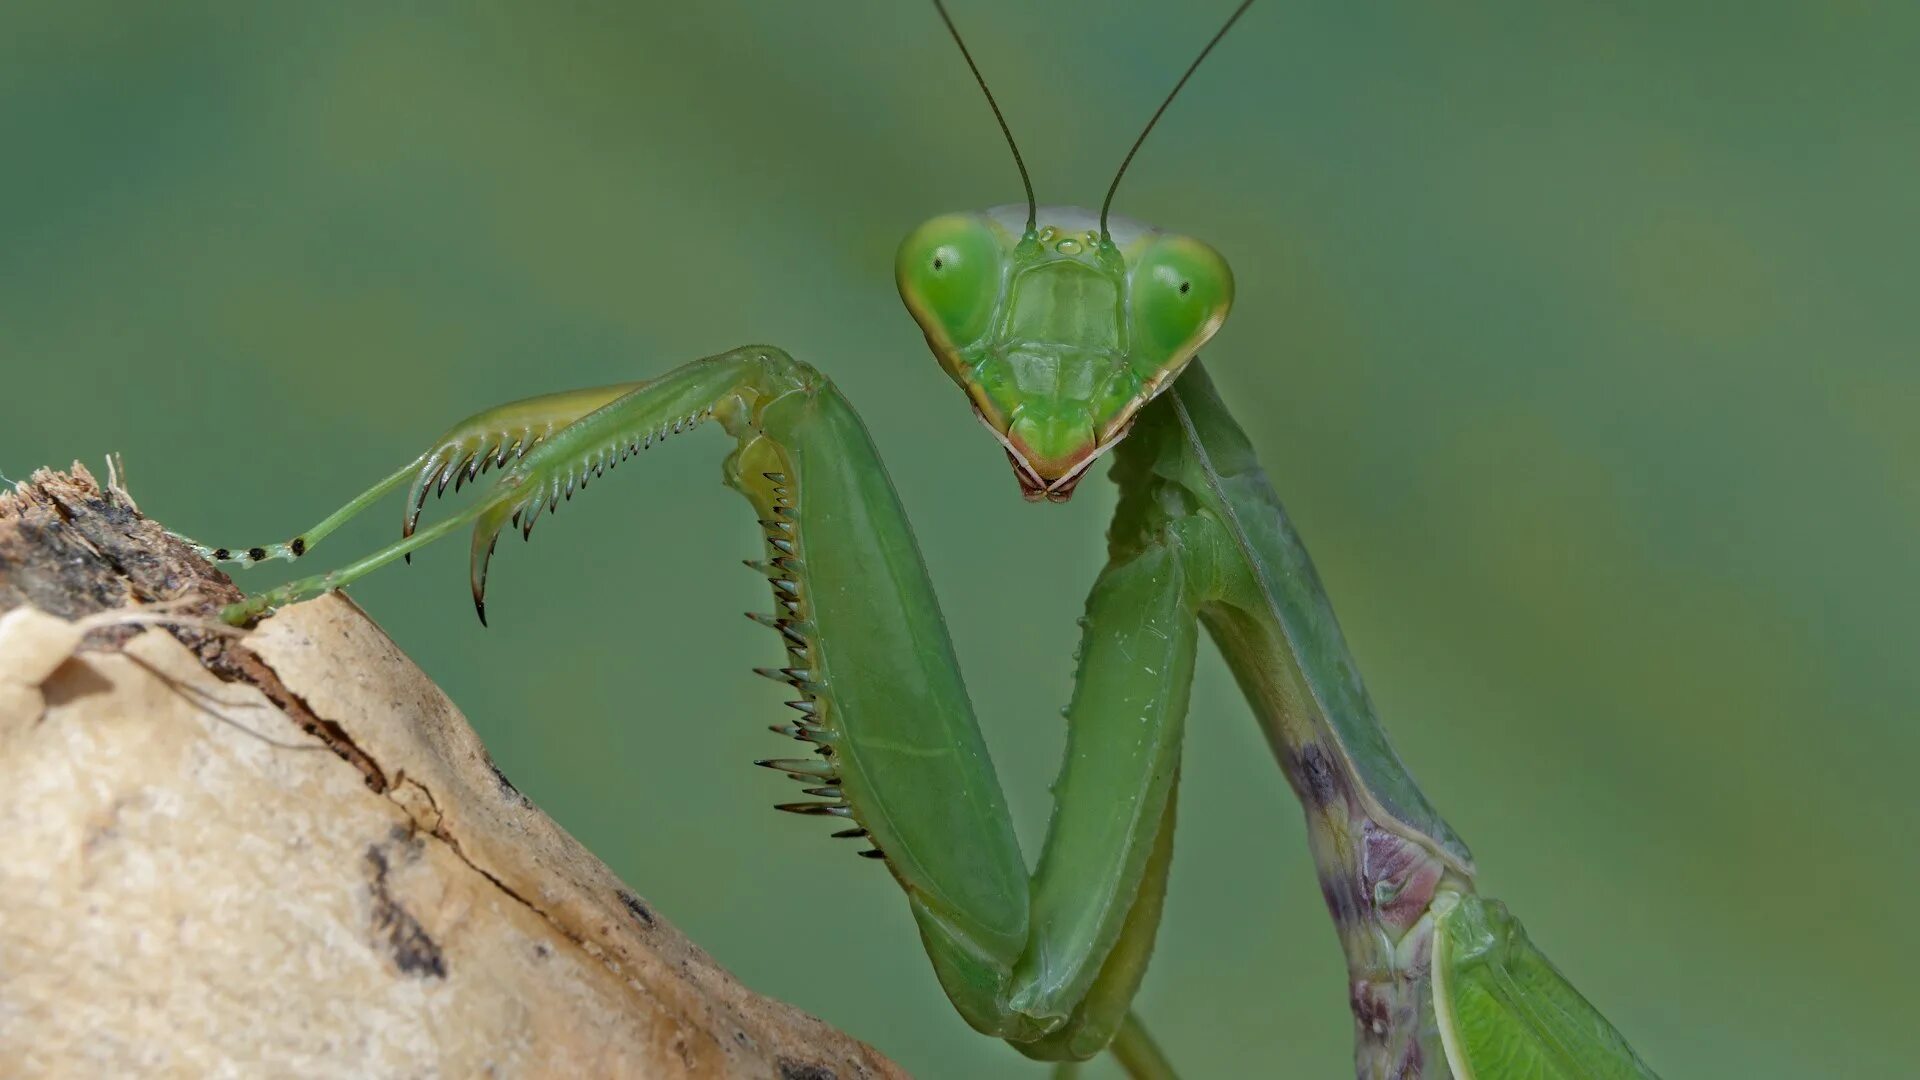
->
left=982, top=205, right=1161, bottom=250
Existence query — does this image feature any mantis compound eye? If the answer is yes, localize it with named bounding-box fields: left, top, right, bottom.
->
left=896, top=214, right=1007, bottom=351
left=1129, top=234, right=1234, bottom=367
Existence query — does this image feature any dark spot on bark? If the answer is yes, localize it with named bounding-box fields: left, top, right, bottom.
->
left=247, top=546, right=266, bottom=561
left=81, top=795, right=133, bottom=858
left=618, top=889, right=654, bottom=928
left=483, top=753, right=532, bottom=807
left=78, top=491, right=139, bottom=531
left=670, top=1029, right=693, bottom=1069
left=778, top=1062, right=837, bottom=1080
left=364, top=843, right=447, bottom=979
left=534, top=942, right=552, bottom=960
left=42, top=660, right=113, bottom=706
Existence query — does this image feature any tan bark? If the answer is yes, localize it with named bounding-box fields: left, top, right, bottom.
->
left=0, top=465, right=905, bottom=1080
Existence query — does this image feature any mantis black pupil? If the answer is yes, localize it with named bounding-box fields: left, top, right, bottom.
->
left=933, top=258, right=944, bottom=270
left=1179, top=281, right=1190, bottom=294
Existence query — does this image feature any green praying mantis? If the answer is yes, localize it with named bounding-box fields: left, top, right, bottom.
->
left=196, top=3, right=1663, bottom=1077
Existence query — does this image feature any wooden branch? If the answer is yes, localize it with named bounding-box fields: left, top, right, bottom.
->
left=0, top=465, right=905, bottom=1079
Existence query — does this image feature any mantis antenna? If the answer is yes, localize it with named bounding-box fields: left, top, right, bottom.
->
left=1100, top=0, right=1257, bottom=241
left=931, top=0, right=1037, bottom=234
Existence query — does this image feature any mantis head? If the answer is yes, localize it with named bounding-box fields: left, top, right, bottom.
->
left=903, top=0, right=1251, bottom=502
left=897, top=206, right=1232, bottom=501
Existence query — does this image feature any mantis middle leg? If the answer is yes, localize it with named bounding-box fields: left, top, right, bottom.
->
left=1121, top=364, right=1659, bottom=1079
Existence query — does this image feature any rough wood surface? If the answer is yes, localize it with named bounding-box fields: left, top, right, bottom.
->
left=0, top=465, right=906, bottom=1080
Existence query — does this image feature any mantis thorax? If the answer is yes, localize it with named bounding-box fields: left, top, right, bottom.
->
left=898, top=204, right=1233, bottom=502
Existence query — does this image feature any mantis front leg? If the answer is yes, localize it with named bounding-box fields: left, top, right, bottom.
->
left=194, top=381, right=645, bottom=570
left=214, top=346, right=1188, bottom=1072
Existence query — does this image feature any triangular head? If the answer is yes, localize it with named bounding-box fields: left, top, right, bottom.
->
left=897, top=205, right=1233, bottom=502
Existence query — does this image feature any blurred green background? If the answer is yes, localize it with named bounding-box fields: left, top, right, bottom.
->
left=4, top=2, right=1915, bottom=1075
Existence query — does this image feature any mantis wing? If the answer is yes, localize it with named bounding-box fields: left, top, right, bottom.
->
left=1433, top=894, right=1661, bottom=1080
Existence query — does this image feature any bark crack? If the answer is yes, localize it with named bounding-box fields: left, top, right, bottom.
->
left=381, top=766, right=584, bottom=956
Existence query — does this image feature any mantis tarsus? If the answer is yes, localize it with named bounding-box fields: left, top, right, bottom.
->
left=199, top=3, right=1660, bottom=1076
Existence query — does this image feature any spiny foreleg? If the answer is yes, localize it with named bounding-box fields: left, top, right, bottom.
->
left=210, top=344, right=1199, bottom=1076
left=216, top=354, right=768, bottom=624
left=193, top=381, right=643, bottom=568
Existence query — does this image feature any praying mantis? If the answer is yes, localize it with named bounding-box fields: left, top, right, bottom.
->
left=196, top=3, right=1662, bottom=1076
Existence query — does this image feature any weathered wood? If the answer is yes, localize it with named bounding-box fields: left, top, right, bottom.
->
left=0, top=465, right=905, bottom=1079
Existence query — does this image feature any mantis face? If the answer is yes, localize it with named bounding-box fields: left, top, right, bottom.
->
left=897, top=204, right=1233, bottom=501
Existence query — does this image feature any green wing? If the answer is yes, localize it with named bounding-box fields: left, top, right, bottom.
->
left=1433, top=894, right=1661, bottom=1080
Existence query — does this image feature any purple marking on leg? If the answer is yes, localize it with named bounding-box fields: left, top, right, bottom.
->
left=1291, top=742, right=1345, bottom=808
left=1391, top=1038, right=1424, bottom=1080
left=1350, top=980, right=1392, bottom=1041
left=1362, top=821, right=1445, bottom=931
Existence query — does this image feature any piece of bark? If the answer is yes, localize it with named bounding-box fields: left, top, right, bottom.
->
left=0, top=465, right=906, bottom=1080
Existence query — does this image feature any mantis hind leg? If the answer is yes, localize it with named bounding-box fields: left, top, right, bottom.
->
left=1050, top=1013, right=1177, bottom=1080
left=1109, top=1013, right=1180, bottom=1080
